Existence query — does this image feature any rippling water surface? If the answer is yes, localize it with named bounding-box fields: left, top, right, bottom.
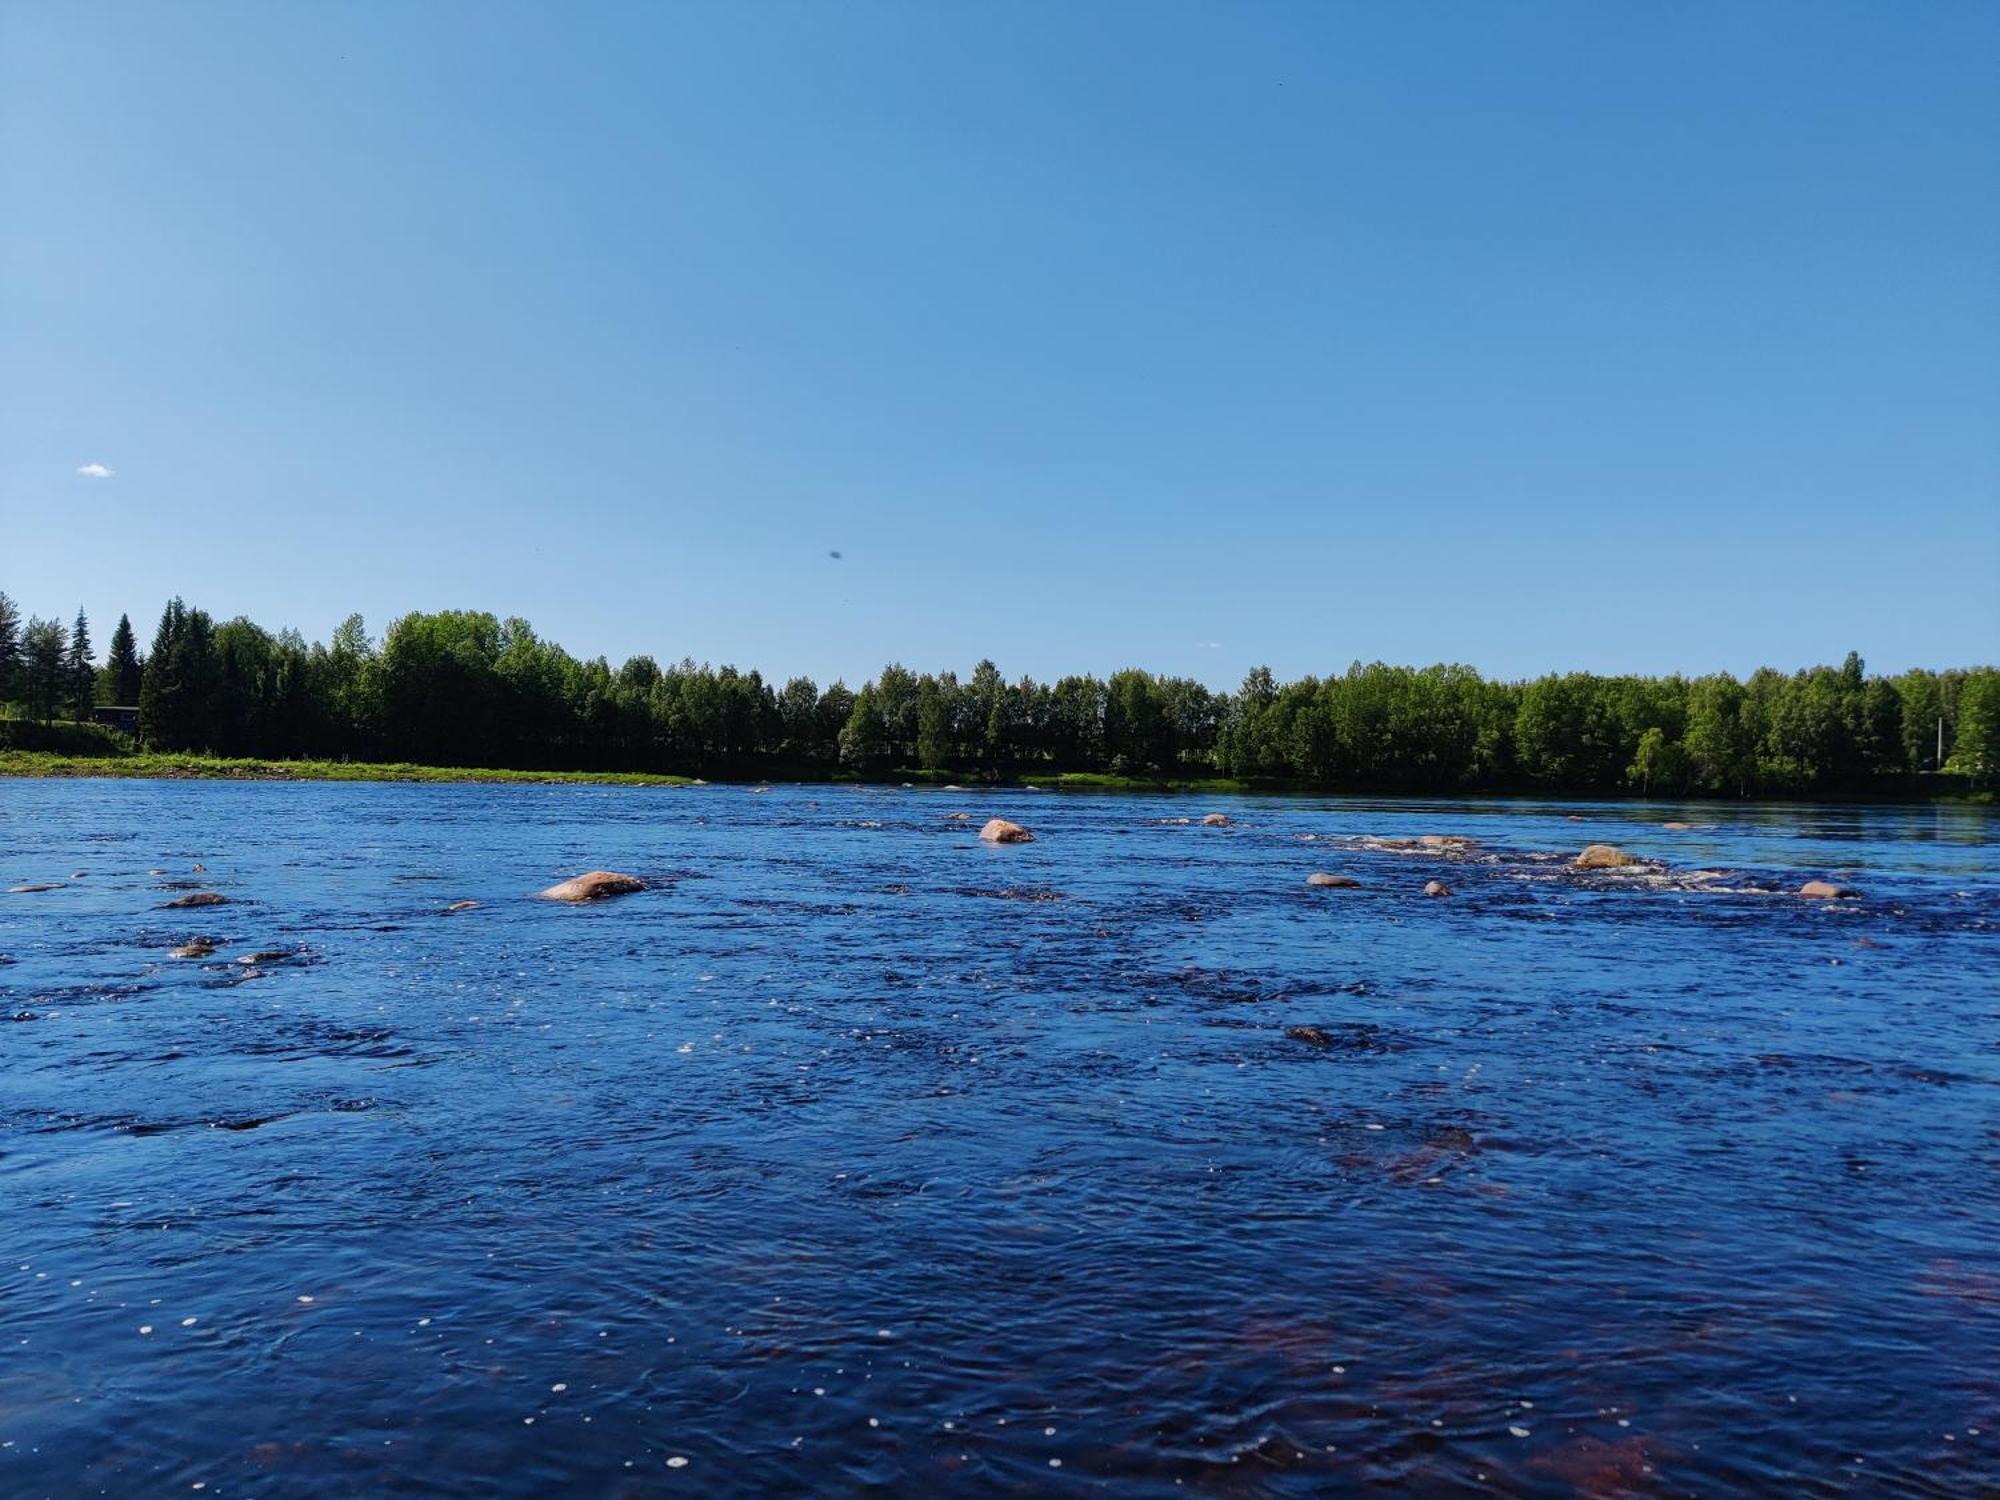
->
left=2, top=780, right=1996, bottom=1497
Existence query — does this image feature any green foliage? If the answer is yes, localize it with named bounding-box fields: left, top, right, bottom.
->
left=1946, top=671, right=2000, bottom=783
left=0, top=590, right=19, bottom=702
left=1, top=582, right=1987, bottom=795
left=0, top=717, right=130, bottom=755
left=22, top=615, right=69, bottom=723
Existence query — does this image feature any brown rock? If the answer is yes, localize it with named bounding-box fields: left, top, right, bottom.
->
left=1423, top=880, right=1450, bottom=897
left=163, top=891, right=229, bottom=908
left=1574, top=845, right=1638, bottom=870
left=1799, top=879, right=1860, bottom=900
left=171, top=938, right=218, bottom=959
left=1306, top=873, right=1359, bottom=888
left=944, top=811, right=972, bottom=821
left=237, top=950, right=292, bottom=965
left=538, top=871, right=647, bottom=902
left=1662, top=822, right=1693, bottom=831
left=1417, top=835, right=1476, bottom=850
left=1202, top=813, right=1232, bottom=827
left=1286, top=1025, right=1334, bottom=1047
left=979, top=818, right=1034, bottom=844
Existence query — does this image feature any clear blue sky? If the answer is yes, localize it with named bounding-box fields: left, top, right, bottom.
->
left=3, top=1, right=1995, bottom=688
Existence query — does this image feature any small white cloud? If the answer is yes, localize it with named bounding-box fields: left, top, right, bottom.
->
left=1200, top=641, right=1222, bottom=650
left=76, top=462, right=113, bottom=479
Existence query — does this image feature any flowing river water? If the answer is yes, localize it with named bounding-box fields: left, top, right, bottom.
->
left=1, top=779, right=1995, bottom=1497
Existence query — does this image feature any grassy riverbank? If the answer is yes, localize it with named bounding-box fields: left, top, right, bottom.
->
left=1, top=750, right=1989, bottom=803
left=0, top=750, right=695, bottom=787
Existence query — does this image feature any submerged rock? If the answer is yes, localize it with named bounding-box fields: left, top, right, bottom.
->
left=538, top=871, right=647, bottom=902
left=1423, top=880, right=1451, bottom=897
left=1662, top=821, right=1694, bottom=831
left=1202, top=813, right=1232, bottom=827
left=163, top=891, right=229, bottom=908
left=1306, top=873, right=1359, bottom=888
left=8, top=883, right=64, bottom=894
left=979, top=818, right=1034, bottom=844
left=441, top=900, right=479, bottom=914
left=1799, top=879, right=1861, bottom=900
left=944, top=811, right=972, bottom=822
left=237, top=949, right=292, bottom=965
left=1417, top=835, right=1476, bottom=850
left=1286, top=1025, right=1335, bottom=1047
left=1574, top=844, right=1638, bottom=870
left=171, top=938, right=218, bottom=959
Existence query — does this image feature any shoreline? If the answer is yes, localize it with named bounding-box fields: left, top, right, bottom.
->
left=1, top=750, right=1989, bottom=805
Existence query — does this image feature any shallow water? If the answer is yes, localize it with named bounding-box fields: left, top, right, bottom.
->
left=1, top=779, right=1995, bottom=1497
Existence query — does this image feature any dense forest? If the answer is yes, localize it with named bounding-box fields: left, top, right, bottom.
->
left=0, top=589, right=1994, bottom=795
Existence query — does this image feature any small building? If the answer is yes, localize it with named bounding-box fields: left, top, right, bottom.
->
left=93, top=705, right=140, bottom=736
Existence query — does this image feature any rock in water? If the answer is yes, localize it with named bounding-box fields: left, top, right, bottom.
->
left=1202, top=813, right=1231, bottom=827
left=1799, top=879, right=1860, bottom=899
left=538, top=871, right=647, bottom=902
left=171, top=938, right=217, bottom=959
left=1286, top=1025, right=1334, bottom=1047
left=441, top=900, right=479, bottom=914
left=1306, top=873, right=1359, bottom=888
left=1424, top=880, right=1450, bottom=897
left=163, top=891, right=229, bottom=908
left=979, top=819, right=1034, bottom=844
left=1574, top=845, right=1638, bottom=870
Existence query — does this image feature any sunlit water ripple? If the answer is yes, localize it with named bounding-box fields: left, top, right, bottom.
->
left=1, top=779, right=1995, bottom=1497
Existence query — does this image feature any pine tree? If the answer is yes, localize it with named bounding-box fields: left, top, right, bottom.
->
left=0, top=590, right=20, bottom=707
left=104, top=613, right=142, bottom=705
left=66, top=607, right=95, bottom=720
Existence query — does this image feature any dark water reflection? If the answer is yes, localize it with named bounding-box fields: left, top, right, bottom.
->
left=2, top=781, right=1995, bottom=1497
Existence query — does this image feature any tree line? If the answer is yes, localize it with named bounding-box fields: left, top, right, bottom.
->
left=0, top=589, right=1994, bottom=793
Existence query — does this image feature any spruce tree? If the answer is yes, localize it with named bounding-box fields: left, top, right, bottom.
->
left=66, top=607, right=95, bottom=720
left=138, top=599, right=186, bottom=747
left=104, top=613, right=142, bottom=705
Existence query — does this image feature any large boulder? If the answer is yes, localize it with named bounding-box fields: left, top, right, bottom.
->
left=1306, top=873, right=1359, bottom=888
left=1574, top=845, right=1638, bottom=870
left=1202, top=813, right=1232, bottom=827
left=538, top=871, right=647, bottom=902
left=979, top=819, right=1034, bottom=844
left=1799, top=879, right=1860, bottom=900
